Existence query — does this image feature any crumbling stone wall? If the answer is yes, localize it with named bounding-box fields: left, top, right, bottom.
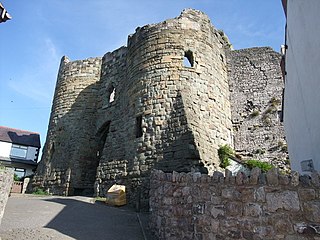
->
left=0, top=168, right=13, bottom=225
left=35, top=9, right=233, bottom=207
left=228, top=47, right=289, bottom=172
left=150, top=169, right=320, bottom=240
left=93, top=9, right=232, bottom=207
left=34, top=9, right=289, bottom=208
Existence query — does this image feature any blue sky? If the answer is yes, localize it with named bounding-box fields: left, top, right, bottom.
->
left=0, top=0, right=285, bottom=155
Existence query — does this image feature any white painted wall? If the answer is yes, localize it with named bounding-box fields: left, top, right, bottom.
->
left=0, top=141, right=12, bottom=158
left=0, top=141, right=38, bottom=161
left=284, top=0, right=320, bottom=174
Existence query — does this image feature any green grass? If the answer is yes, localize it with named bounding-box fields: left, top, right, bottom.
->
left=32, top=188, right=49, bottom=195
left=218, top=144, right=234, bottom=168
left=245, top=159, right=274, bottom=172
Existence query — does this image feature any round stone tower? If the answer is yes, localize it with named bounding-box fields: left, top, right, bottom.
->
left=34, top=56, right=102, bottom=195
left=94, top=9, right=233, bottom=207
left=125, top=8, right=232, bottom=174
left=35, top=9, right=232, bottom=206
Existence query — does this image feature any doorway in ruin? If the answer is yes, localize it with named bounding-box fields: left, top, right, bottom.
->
left=96, top=121, right=111, bottom=160
left=73, top=121, right=111, bottom=196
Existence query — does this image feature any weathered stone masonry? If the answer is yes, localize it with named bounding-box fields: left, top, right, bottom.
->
left=34, top=9, right=288, bottom=207
left=150, top=169, right=320, bottom=240
left=0, top=168, right=13, bottom=225
left=228, top=47, right=289, bottom=172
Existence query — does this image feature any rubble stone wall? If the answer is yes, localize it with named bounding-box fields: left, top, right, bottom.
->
left=0, top=168, right=13, bottom=225
left=92, top=9, right=232, bottom=207
left=228, top=48, right=288, bottom=172
left=34, top=9, right=289, bottom=209
left=150, top=169, right=320, bottom=240
left=35, top=9, right=233, bottom=207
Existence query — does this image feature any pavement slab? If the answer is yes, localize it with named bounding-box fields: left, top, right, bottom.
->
left=0, top=194, right=152, bottom=240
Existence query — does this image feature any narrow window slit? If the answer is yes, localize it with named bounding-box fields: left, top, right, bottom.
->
left=135, top=115, right=143, bottom=138
left=109, top=86, right=115, bottom=103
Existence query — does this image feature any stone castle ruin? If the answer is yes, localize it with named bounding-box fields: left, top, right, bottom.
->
left=34, top=9, right=287, bottom=207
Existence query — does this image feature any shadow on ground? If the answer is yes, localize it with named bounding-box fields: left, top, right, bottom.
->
left=43, top=197, right=150, bottom=240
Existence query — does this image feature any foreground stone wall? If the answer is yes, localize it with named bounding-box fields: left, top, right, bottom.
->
left=0, top=168, right=13, bottom=225
left=150, top=169, right=320, bottom=240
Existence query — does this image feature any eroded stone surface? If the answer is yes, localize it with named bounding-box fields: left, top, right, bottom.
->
left=266, top=190, right=300, bottom=212
left=33, top=9, right=289, bottom=209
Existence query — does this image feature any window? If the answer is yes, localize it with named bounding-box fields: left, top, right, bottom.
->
left=135, top=115, right=143, bottom=138
left=183, top=50, right=194, bottom=67
left=109, top=87, right=115, bottom=103
left=10, top=144, right=27, bottom=159
left=14, top=168, right=26, bottom=179
left=104, top=84, right=116, bottom=108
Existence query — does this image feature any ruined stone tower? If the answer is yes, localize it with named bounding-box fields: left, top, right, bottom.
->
left=34, top=9, right=287, bottom=207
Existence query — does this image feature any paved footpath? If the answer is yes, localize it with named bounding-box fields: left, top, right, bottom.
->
left=0, top=194, right=152, bottom=240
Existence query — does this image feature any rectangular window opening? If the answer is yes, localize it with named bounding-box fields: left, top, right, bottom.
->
left=184, top=50, right=194, bottom=67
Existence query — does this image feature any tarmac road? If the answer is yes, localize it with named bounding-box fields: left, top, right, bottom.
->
left=0, top=194, right=151, bottom=240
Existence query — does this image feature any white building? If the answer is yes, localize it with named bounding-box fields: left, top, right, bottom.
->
left=282, top=0, right=320, bottom=174
left=0, top=126, right=40, bottom=178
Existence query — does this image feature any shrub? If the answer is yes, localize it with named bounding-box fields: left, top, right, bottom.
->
left=270, top=97, right=281, bottom=106
left=218, top=145, right=234, bottom=168
left=245, top=159, right=274, bottom=172
left=281, top=145, right=288, bottom=152
left=250, top=110, right=259, bottom=118
left=13, top=173, right=21, bottom=181
left=33, top=188, right=49, bottom=195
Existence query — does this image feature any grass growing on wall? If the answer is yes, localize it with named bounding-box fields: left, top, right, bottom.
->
left=245, top=159, right=274, bottom=172
left=218, top=145, right=234, bottom=168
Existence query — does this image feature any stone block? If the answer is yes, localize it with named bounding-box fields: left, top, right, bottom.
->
left=226, top=201, right=243, bottom=216
left=303, top=200, right=320, bottom=222
left=298, top=188, right=316, bottom=201
left=210, top=205, right=224, bottom=218
left=266, top=191, right=300, bottom=212
left=273, top=216, right=293, bottom=234
left=266, top=168, right=279, bottom=186
left=221, top=188, right=240, bottom=200
left=244, top=203, right=262, bottom=217
left=249, top=167, right=261, bottom=184
left=311, top=171, right=320, bottom=187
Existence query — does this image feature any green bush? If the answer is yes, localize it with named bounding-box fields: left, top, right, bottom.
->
left=270, top=97, right=281, bottom=106
left=250, top=110, right=259, bottom=118
left=218, top=145, right=234, bottom=168
left=281, top=145, right=288, bottom=152
left=33, top=188, right=49, bottom=195
left=245, top=159, right=274, bottom=172
left=13, top=173, right=21, bottom=181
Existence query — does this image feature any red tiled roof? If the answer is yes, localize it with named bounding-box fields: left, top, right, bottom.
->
left=0, top=126, right=41, bottom=148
